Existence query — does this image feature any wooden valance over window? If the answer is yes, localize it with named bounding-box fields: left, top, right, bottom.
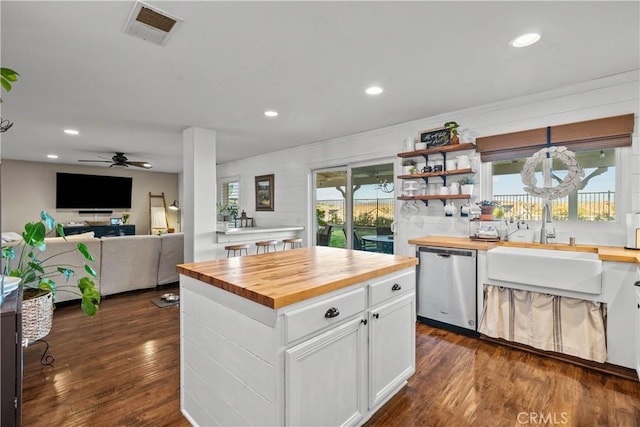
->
left=475, top=113, right=635, bottom=162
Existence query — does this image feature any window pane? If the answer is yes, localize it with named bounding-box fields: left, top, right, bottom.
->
left=492, top=148, right=615, bottom=222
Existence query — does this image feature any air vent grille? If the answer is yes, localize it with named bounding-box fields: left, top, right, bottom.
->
left=136, top=6, right=177, bottom=33
left=123, top=1, right=182, bottom=46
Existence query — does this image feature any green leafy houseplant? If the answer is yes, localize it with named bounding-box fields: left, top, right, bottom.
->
left=1, top=67, right=19, bottom=132
left=1, top=211, right=100, bottom=316
left=0, top=67, right=19, bottom=92
left=459, top=177, right=475, bottom=185
left=444, top=121, right=460, bottom=144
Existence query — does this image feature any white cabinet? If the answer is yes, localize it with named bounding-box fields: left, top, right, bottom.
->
left=181, top=267, right=416, bottom=427
left=286, top=317, right=367, bottom=426
left=368, top=293, right=415, bottom=409
left=635, top=269, right=640, bottom=379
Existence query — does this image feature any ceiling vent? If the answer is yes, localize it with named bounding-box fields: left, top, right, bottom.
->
left=123, top=1, right=182, bottom=46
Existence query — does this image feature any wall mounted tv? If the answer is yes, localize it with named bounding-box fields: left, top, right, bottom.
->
left=56, top=173, right=133, bottom=209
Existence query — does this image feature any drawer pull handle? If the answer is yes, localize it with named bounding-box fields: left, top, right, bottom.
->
left=372, top=313, right=380, bottom=319
left=391, top=283, right=402, bottom=291
left=324, top=307, right=340, bottom=318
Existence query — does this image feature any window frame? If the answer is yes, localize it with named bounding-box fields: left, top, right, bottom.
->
left=482, top=146, right=629, bottom=225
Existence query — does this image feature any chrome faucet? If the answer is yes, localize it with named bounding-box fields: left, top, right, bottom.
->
left=540, top=203, right=555, bottom=244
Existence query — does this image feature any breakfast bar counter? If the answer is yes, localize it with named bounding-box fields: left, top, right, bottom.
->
left=178, top=246, right=418, bottom=426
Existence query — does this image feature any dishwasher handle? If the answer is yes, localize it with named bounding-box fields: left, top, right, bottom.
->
left=418, top=246, right=476, bottom=258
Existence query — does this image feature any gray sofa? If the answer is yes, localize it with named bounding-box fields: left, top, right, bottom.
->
left=3, top=233, right=184, bottom=303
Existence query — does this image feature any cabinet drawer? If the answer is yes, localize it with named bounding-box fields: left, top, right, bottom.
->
left=369, top=270, right=415, bottom=307
left=285, top=287, right=365, bottom=343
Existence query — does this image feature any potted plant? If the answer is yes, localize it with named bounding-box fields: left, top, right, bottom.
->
left=459, top=176, right=475, bottom=195
left=444, top=121, right=460, bottom=145
left=478, top=200, right=500, bottom=220
left=2, top=211, right=100, bottom=345
left=216, top=202, right=232, bottom=221
left=401, top=159, right=417, bottom=175
left=1, top=67, right=19, bottom=133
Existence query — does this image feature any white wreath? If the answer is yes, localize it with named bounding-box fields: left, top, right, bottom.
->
left=521, top=146, right=584, bottom=201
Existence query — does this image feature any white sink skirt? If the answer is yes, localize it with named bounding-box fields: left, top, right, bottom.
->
left=479, top=284, right=607, bottom=363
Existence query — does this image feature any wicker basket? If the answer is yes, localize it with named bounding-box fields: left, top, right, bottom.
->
left=22, top=291, right=53, bottom=347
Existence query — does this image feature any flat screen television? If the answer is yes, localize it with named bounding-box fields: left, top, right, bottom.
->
left=56, top=173, right=133, bottom=209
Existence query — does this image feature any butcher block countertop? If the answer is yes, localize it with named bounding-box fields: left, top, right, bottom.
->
left=408, top=235, right=640, bottom=264
left=177, top=246, right=418, bottom=309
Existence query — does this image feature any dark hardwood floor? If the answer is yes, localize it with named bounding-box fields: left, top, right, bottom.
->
left=23, top=285, right=640, bottom=426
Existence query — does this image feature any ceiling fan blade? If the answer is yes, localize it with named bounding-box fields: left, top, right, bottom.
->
left=78, top=160, right=113, bottom=163
left=126, top=161, right=153, bottom=169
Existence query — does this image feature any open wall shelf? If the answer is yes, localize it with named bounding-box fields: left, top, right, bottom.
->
left=397, top=194, right=472, bottom=206
left=397, top=142, right=475, bottom=158
left=397, top=168, right=473, bottom=180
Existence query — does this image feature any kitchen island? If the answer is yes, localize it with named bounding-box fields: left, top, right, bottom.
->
left=177, top=246, right=418, bottom=426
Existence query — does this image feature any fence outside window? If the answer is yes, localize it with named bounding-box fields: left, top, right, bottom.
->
left=493, top=191, right=615, bottom=222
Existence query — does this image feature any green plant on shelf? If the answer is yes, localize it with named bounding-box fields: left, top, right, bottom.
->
left=459, top=177, right=475, bottom=185
left=401, top=159, right=416, bottom=166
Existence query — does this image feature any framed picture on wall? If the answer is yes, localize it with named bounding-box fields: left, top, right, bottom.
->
left=255, top=174, right=274, bottom=211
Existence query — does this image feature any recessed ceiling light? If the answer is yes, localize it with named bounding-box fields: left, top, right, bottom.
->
left=365, top=86, right=383, bottom=95
left=64, top=129, right=79, bottom=135
left=264, top=110, right=278, bottom=117
left=47, top=154, right=59, bottom=159
left=510, top=33, right=541, bottom=48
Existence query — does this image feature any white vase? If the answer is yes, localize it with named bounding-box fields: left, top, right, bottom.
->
left=461, top=184, right=474, bottom=195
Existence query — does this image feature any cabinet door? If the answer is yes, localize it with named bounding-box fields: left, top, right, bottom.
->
left=286, top=316, right=366, bottom=427
left=369, top=293, right=415, bottom=410
left=635, top=275, right=640, bottom=380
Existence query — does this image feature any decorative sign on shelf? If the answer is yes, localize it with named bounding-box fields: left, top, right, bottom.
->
left=419, top=128, right=450, bottom=148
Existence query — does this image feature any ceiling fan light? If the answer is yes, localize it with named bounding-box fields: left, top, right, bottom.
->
left=142, top=162, right=153, bottom=168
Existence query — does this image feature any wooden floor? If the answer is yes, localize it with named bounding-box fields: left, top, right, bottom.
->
left=23, top=285, right=640, bottom=426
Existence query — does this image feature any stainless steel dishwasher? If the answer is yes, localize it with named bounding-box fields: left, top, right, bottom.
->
left=417, top=246, right=477, bottom=334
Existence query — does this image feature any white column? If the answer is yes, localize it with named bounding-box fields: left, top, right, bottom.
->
left=182, top=127, right=216, bottom=262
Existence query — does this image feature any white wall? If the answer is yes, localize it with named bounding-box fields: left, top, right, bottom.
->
left=1, top=160, right=179, bottom=235
left=217, top=70, right=639, bottom=256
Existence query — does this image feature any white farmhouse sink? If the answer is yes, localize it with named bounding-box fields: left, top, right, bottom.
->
left=486, top=246, right=602, bottom=295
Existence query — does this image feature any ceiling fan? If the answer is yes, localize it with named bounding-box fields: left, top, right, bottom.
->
left=78, top=152, right=152, bottom=169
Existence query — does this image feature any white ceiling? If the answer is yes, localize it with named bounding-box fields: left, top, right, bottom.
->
left=1, top=1, right=638, bottom=173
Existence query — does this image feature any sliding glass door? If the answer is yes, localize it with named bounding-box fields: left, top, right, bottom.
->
left=351, top=164, right=395, bottom=254
left=314, top=162, right=394, bottom=253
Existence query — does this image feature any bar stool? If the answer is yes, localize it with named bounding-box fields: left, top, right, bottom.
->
left=255, top=240, right=279, bottom=254
left=282, top=237, right=302, bottom=250
left=225, top=243, right=250, bottom=258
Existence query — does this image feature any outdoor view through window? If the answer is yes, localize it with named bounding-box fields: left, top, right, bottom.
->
left=492, top=148, right=616, bottom=222
left=315, top=163, right=394, bottom=253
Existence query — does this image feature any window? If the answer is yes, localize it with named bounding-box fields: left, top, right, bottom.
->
left=219, top=176, right=239, bottom=209
left=492, top=148, right=616, bottom=222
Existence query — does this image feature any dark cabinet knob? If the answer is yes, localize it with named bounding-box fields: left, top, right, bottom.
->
left=372, top=313, right=380, bottom=319
left=634, top=281, right=640, bottom=287
left=361, top=318, right=368, bottom=325
left=324, top=307, right=340, bottom=318
left=391, top=283, right=402, bottom=291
